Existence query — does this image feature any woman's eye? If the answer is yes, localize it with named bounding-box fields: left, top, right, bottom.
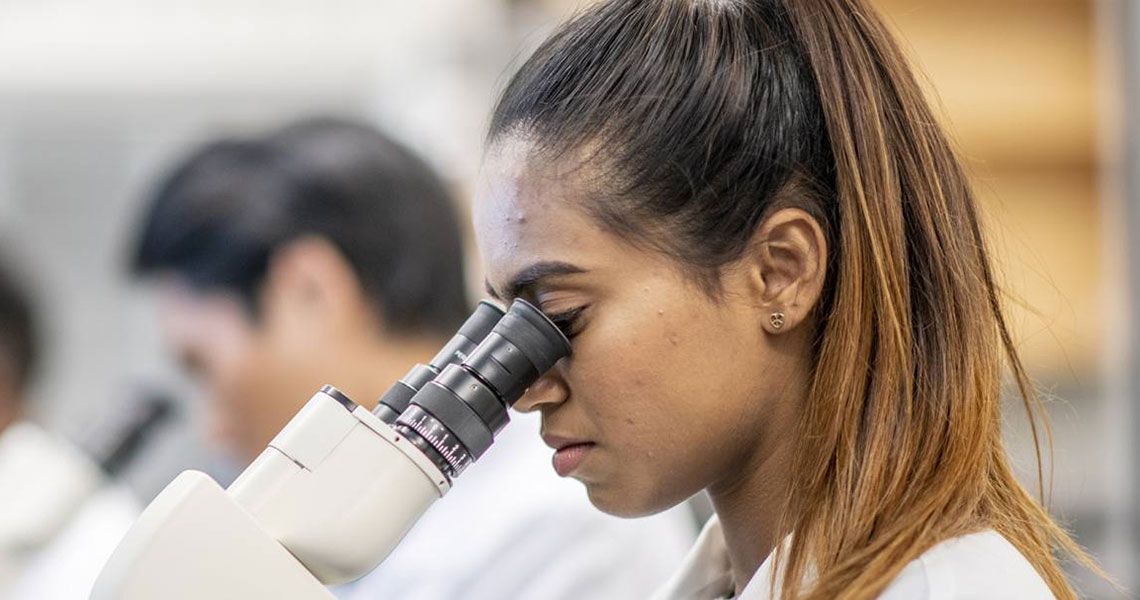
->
left=545, top=306, right=586, bottom=339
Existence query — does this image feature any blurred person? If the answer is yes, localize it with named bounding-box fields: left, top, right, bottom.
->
left=473, top=0, right=1112, bottom=599
left=130, top=117, right=694, bottom=599
left=0, top=254, right=138, bottom=599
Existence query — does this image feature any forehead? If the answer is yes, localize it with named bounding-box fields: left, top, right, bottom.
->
left=155, top=281, right=252, bottom=349
left=474, top=139, right=612, bottom=293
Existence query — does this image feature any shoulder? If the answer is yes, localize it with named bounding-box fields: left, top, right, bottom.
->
left=880, top=530, right=1055, bottom=600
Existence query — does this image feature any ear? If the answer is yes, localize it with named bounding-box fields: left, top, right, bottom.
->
left=260, top=236, right=373, bottom=337
left=744, top=208, right=827, bottom=334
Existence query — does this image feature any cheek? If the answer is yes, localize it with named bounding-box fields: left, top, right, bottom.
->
left=578, top=303, right=758, bottom=425
left=561, top=320, right=679, bottom=467
left=565, top=301, right=771, bottom=513
left=199, top=335, right=270, bottom=424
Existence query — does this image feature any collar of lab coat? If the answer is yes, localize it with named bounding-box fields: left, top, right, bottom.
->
left=652, top=516, right=790, bottom=600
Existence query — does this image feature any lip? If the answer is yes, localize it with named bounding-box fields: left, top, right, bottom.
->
left=542, top=434, right=596, bottom=477
left=541, top=433, right=592, bottom=451
left=552, top=443, right=594, bottom=477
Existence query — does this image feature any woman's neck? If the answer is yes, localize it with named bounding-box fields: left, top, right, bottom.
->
left=707, top=375, right=804, bottom=594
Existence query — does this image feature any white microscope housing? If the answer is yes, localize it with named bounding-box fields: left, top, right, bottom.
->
left=92, top=299, right=569, bottom=599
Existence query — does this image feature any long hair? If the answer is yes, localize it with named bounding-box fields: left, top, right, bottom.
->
left=489, top=0, right=1100, bottom=597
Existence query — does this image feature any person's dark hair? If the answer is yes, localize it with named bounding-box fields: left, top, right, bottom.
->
left=0, top=253, right=38, bottom=395
left=132, top=117, right=470, bottom=337
left=490, top=0, right=835, bottom=293
left=489, top=0, right=1101, bottom=598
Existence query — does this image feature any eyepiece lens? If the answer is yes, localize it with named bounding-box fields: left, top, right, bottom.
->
left=394, top=298, right=572, bottom=480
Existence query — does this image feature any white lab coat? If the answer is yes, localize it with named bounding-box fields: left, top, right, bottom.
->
left=336, top=411, right=697, bottom=599
left=652, top=516, right=1055, bottom=599
left=0, top=421, right=139, bottom=599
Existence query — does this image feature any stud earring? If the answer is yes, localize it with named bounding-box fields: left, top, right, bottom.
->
left=769, top=312, right=785, bottom=330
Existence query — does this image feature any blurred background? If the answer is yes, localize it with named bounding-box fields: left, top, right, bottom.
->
left=0, top=0, right=1133, bottom=597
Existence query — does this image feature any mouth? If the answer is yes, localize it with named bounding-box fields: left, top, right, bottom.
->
left=541, top=434, right=596, bottom=477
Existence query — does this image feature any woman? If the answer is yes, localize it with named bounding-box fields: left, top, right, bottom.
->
left=474, top=0, right=1101, bottom=598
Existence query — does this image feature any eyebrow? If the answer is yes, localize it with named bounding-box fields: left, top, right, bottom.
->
left=484, top=261, right=586, bottom=301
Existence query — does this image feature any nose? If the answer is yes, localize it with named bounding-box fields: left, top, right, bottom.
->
left=513, top=368, right=568, bottom=413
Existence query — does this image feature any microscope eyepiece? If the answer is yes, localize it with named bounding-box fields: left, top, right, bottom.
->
left=430, top=300, right=506, bottom=369
left=461, top=300, right=571, bottom=406
left=395, top=299, right=570, bottom=480
left=373, top=301, right=506, bottom=423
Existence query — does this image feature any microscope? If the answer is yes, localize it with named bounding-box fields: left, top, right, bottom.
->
left=0, top=391, right=172, bottom=594
left=92, top=299, right=570, bottom=599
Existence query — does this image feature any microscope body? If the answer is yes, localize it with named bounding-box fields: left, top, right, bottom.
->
left=0, top=423, right=103, bottom=590
left=92, top=299, right=569, bottom=599
left=92, top=389, right=449, bottom=599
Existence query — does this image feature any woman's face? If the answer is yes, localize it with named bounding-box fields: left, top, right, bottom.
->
left=474, top=141, right=807, bottom=517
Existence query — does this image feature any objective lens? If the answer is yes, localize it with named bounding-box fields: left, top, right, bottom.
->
left=373, top=301, right=505, bottom=423
left=395, top=299, right=571, bottom=480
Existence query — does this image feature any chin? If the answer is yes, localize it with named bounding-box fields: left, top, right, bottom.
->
left=583, top=480, right=678, bottom=519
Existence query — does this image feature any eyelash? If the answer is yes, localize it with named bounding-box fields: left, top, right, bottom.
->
left=545, top=306, right=587, bottom=339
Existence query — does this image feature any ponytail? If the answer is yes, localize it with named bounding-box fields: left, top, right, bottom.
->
left=777, top=1, right=1102, bottom=597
